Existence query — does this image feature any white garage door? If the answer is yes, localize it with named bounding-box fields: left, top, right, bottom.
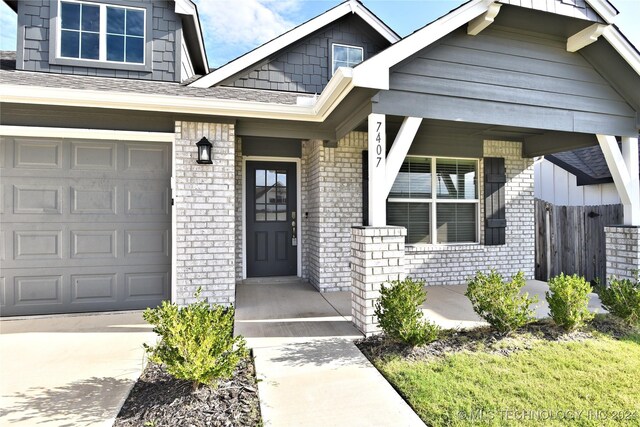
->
left=0, top=136, right=171, bottom=316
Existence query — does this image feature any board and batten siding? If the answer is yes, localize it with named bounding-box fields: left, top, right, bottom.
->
left=534, top=158, right=621, bottom=206
left=374, top=26, right=637, bottom=137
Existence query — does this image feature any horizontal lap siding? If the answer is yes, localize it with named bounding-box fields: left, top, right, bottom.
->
left=377, top=27, right=637, bottom=135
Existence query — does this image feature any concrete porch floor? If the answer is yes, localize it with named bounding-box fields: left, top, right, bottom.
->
left=235, top=278, right=606, bottom=427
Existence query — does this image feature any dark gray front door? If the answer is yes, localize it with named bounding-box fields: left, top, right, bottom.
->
left=246, top=161, right=297, bottom=277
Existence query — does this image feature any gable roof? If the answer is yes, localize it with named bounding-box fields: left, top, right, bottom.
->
left=351, top=0, right=639, bottom=91
left=188, top=0, right=400, bottom=88
left=546, top=143, right=640, bottom=186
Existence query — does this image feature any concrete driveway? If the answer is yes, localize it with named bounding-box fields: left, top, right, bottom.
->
left=0, top=312, right=156, bottom=427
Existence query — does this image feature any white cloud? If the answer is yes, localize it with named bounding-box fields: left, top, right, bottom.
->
left=193, top=0, right=304, bottom=66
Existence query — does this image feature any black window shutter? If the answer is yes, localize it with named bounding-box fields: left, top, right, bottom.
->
left=362, top=150, right=368, bottom=226
left=484, top=157, right=506, bottom=245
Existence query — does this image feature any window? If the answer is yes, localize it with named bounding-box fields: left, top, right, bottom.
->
left=387, top=157, right=479, bottom=244
left=59, top=1, right=145, bottom=64
left=332, top=44, right=363, bottom=74
left=255, top=169, right=288, bottom=222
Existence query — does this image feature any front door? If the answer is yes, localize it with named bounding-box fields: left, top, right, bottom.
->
left=246, top=161, right=297, bottom=277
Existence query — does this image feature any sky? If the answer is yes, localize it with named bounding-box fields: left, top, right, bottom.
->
left=0, top=0, right=638, bottom=69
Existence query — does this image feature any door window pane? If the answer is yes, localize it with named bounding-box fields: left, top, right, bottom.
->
left=255, top=169, right=287, bottom=222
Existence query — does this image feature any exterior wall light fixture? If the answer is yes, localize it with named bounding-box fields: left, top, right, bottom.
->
left=196, top=137, right=213, bottom=164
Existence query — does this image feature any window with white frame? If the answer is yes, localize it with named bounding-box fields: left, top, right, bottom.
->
left=387, top=157, right=479, bottom=244
left=59, top=1, right=145, bottom=64
left=331, top=43, right=363, bottom=74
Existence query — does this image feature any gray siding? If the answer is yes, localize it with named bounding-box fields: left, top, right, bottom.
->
left=500, top=0, right=604, bottom=22
left=18, top=0, right=182, bottom=82
left=375, top=27, right=638, bottom=136
left=224, top=14, right=391, bottom=94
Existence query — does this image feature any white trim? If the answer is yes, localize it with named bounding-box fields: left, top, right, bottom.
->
left=171, top=137, right=177, bottom=303
left=368, top=113, right=386, bottom=226
left=467, top=2, right=501, bottom=36
left=602, top=25, right=640, bottom=76
left=384, top=116, right=422, bottom=196
left=0, top=125, right=174, bottom=141
left=584, top=0, right=618, bottom=23
left=174, top=0, right=209, bottom=73
left=188, top=0, right=398, bottom=88
left=241, top=156, right=302, bottom=280
left=352, top=0, right=494, bottom=90
left=0, top=69, right=353, bottom=122
left=567, top=23, right=608, bottom=52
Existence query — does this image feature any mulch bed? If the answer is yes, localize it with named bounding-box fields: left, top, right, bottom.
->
left=357, top=314, right=635, bottom=363
left=114, top=357, right=261, bottom=427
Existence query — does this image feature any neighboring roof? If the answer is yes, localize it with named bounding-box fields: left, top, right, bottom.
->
left=546, top=144, right=640, bottom=186
left=351, top=0, right=640, bottom=90
left=189, top=0, right=400, bottom=88
left=1, top=0, right=209, bottom=74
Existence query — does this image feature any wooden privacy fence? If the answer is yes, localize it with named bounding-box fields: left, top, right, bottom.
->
left=534, top=199, right=622, bottom=284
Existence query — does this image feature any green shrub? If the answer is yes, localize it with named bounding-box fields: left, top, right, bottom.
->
left=546, top=273, right=594, bottom=330
left=465, top=270, right=537, bottom=334
left=143, top=289, right=248, bottom=390
left=374, top=277, right=440, bottom=346
left=598, top=275, right=640, bottom=326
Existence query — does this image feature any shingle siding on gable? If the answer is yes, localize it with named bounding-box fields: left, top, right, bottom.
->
left=223, top=14, right=391, bottom=94
left=500, top=0, right=605, bottom=22
left=17, top=0, right=181, bottom=82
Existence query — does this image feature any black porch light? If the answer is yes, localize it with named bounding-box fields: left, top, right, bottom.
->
left=196, top=137, right=213, bottom=164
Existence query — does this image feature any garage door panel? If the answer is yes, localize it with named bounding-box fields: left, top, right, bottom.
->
left=71, top=230, right=117, bottom=259
left=14, top=185, right=63, bottom=214
left=71, top=185, right=117, bottom=215
left=71, top=141, right=117, bottom=171
left=14, top=230, right=62, bottom=260
left=1, top=136, right=171, bottom=316
left=126, top=184, right=170, bottom=216
left=125, top=143, right=170, bottom=173
left=14, top=139, right=63, bottom=169
left=71, top=274, right=117, bottom=303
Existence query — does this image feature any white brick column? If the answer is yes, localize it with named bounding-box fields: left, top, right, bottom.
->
left=604, top=226, right=640, bottom=283
left=174, top=121, right=235, bottom=305
left=351, top=226, right=406, bottom=336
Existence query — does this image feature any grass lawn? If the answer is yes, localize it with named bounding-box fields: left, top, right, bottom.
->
left=366, top=322, right=640, bottom=426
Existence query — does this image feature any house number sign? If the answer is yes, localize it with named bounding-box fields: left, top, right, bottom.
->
left=375, top=121, right=383, bottom=167
left=368, top=113, right=386, bottom=226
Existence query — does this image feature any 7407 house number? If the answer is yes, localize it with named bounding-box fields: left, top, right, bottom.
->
left=375, top=121, right=383, bottom=167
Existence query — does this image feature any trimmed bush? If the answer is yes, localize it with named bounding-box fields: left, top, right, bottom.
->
left=598, top=275, right=640, bottom=326
left=546, top=273, right=594, bottom=330
left=143, top=289, right=248, bottom=390
left=465, top=270, right=537, bottom=334
left=374, top=277, right=440, bottom=346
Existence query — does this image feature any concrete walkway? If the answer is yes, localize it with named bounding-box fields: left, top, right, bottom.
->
left=235, top=278, right=606, bottom=427
left=235, top=277, right=426, bottom=427
left=0, top=312, right=156, bottom=427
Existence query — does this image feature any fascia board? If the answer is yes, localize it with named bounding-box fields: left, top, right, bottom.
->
left=189, top=2, right=352, bottom=88
left=584, top=0, right=619, bottom=24
left=0, top=71, right=354, bottom=122
left=352, top=0, right=494, bottom=90
left=602, top=25, right=640, bottom=76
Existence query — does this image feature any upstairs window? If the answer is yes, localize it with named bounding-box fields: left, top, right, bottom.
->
left=59, top=1, right=145, bottom=64
left=332, top=44, right=363, bottom=74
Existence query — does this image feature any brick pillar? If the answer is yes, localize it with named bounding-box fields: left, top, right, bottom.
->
left=174, top=121, right=235, bottom=306
left=605, top=226, right=640, bottom=283
left=351, top=226, right=406, bottom=336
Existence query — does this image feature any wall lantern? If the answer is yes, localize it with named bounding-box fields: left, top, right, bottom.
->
left=196, top=137, right=213, bottom=164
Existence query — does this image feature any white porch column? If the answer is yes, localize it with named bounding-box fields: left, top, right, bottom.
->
left=597, top=134, right=640, bottom=226
left=368, top=113, right=386, bottom=226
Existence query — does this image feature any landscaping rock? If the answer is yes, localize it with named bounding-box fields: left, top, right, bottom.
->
left=114, top=357, right=261, bottom=427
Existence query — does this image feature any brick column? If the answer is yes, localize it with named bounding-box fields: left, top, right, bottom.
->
left=605, top=226, right=640, bottom=283
left=351, top=226, right=406, bottom=336
left=174, top=121, right=235, bottom=306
